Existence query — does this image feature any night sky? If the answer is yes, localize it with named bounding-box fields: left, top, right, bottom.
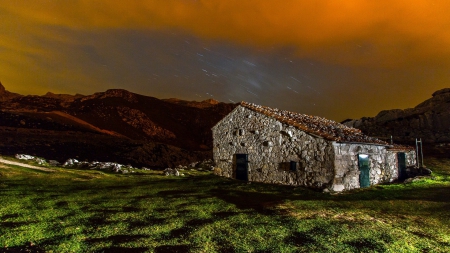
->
left=2, top=1, right=450, bottom=121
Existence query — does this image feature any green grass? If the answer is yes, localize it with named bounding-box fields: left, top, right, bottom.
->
left=1, top=157, right=449, bottom=252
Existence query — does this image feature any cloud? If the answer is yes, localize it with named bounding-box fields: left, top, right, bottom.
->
left=1, top=1, right=449, bottom=121
left=3, top=0, right=450, bottom=67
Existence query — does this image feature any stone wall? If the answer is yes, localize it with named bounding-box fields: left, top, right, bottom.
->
left=332, top=143, right=416, bottom=191
left=212, top=106, right=335, bottom=188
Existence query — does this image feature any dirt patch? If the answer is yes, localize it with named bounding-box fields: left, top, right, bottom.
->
left=0, top=157, right=55, bottom=172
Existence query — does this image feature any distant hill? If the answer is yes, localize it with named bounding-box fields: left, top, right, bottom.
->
left=342, top=88, right=450, bottom=157
left=0, top=82, right=237, bottom=167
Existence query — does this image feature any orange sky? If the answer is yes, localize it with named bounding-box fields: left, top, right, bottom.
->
left=1, top=1, right=450, bottom=120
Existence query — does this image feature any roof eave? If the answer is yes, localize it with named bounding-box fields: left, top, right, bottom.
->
left=333, top=141, right=389, bottom=146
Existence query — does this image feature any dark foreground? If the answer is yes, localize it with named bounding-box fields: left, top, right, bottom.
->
left=0, top=157, right=449, bottom=252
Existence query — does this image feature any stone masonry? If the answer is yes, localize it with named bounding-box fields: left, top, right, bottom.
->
left=332, top=143, right=416, bottom=191
left=213, top=106, right=335, bottom=188
left=212, top=103, right=416, bottom=192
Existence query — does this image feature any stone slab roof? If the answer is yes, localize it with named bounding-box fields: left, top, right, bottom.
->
left=240, top=101, right=389, bottom=145
left=387, top=144, right=415, bottom=151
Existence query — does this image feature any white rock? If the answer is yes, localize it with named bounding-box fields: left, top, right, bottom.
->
left=332, top=184, right=345, bottom=192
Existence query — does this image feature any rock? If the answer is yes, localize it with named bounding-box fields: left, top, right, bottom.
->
left=48, top=160, right=60, bottom=166
left=342, top=88, right=450, bottom=144
left=15, top=154, right=35, bottom=160
left=332, top=184, right=345, bottom=192
left=404, top=177, right=415, bottom=183
left=63, top=158, right=79, bottom=167
left=112, top=164, right=122, bottom=172
left=421, top=168, right=432, bottom=175
left=164, top=167, right=181, bottom=176
left=35, top=158, right=47, bottom=165
left=432, top=88, right=450, bottom=97
left=15, top=154, right=48, bottom=165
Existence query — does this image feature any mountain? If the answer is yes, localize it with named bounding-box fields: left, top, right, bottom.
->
left=0, top=83, right=237, bottom=167
left=342, top=88, right=450, bottom=157
left=0, top=82, right=21, bottom=101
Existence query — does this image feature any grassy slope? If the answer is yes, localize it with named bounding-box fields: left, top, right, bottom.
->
left=0, top=157, right=449, bottom=253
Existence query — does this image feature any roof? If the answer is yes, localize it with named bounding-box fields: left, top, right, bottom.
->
left=240, top=101, right=389, bottom=145
left=387, top=144, right=415, bottom=151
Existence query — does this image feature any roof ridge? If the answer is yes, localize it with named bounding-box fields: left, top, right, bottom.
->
left=240, top=101, right=388, bottom=145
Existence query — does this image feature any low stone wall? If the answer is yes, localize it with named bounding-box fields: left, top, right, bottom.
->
left=213, top=106, right=335, bottom=188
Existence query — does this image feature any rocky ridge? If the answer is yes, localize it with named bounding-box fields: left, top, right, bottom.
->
left=0, top=82, right=21, bottom=101
left=0, top=83, right=236, bottom=167
left=342, top=88, right=450, bottom=157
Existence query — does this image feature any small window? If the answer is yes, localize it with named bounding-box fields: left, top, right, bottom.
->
left=290, top=161, right=297, bottom=172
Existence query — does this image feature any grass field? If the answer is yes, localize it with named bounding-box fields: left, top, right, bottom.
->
left=1, top=156, right=449, bottom=253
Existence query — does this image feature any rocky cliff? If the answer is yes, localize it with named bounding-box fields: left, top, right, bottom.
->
left=0, top=82, right=21, bottom=101
left=342, top=88, right=450, bottom=157
left=0, top=83, right=237, bottom=167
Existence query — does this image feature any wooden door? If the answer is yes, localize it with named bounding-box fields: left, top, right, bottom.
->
left=235, top=154, right=248, bottom=181
left=397, top=152, right=407, bottom=181
left=358, top=154, right=370, bottom=188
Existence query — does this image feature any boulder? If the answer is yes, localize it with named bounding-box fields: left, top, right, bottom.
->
left=15, top=154, right=35, bottom=160
left=63, top=158, right=79, bottom=167
left=48, top=160, right=60, bottom=166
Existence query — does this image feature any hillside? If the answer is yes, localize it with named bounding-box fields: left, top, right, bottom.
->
left=343, top=88, right=450, bottom=157
left=0, top=82, right=236, bottom=167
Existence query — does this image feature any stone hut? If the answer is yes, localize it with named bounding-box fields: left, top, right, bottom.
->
left=212, top=102, right=416, bottom=192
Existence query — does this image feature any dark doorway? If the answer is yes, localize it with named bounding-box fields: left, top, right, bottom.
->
left=358, top=154, right=370, bottom=188
left=397, top=152, right=407, bottom=181
left=235, top=154, right=249, bottom=181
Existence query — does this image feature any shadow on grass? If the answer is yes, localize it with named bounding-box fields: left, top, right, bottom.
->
left=55, top=200, right=69, bottom=208
left=128, top=217, right=167, bottom=229
left=409, top=231, right=450, bottom=248
left=345, top=238, right=387, bottom=252
left=88, top=214, right=113, bottom=227
left=96, top=246, right=149, bottom=253
left=0, top=213, right=19, bottom=219
left=213, top=237, right=236, bottom=253
left=154, top=245, right=189, bottom=253
left=157, top=189, right=199, bottom=198
left=1, top=242, right=46, bottom=253
left=1, top=221, right=35, bottom=229
left=283, top=223, right=394, bottom=252
left=122, top=206, right=141, bottom=212
left=208, top=188, right=287, bottom=214
left=212, top=211, right=238, bottom=219
left=284, top=231, right=316, bottom=247
left=169, top=218, right=213, bottom=238
left=3, top=235, right=73, bottom=253
left=87, top=234, right=148, bottom=244
left=338, top=186, right=450, bottom=203
left=206, top=178, right=450, bottom=214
